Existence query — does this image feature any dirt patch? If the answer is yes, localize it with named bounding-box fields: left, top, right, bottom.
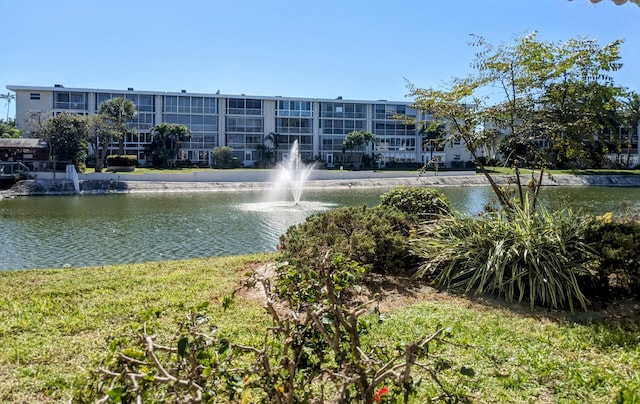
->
left=237, top=263, right=640, bottom=328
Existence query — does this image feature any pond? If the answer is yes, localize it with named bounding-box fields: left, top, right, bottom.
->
left=1, top=186, right=639, bottom=271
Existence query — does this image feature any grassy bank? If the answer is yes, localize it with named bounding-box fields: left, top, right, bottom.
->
left=1, top=256, right=639, bottom=402
left=0, top=255, right=273, bottom=403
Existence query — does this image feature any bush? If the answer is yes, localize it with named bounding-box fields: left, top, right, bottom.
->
left=583, top=212, right=640, bottom=299
left=413, top=205, right=597, bottom=311
left=106, top=154, right=137, bottom=167
left=379, top=186, right=452, bottom=221
left=278, top=205, right=417, bottom=275
left=84, top=257, right=473, bottom=403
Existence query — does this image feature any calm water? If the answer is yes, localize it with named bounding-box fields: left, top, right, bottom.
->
left=1, top=186, right=639, bottom=271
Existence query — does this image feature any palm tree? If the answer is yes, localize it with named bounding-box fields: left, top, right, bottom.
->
left=149, top=122, right=191, bottom=168
left=343, top=130, right=376, bottom=168
left=265, top=132, right=280, bottom=164
left=0, top=92, right=15, bottom=121
left=97, top=97, right=137, bottom=155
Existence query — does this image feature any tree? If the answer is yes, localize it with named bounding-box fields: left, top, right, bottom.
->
left=264, top=132, right=280, bottom=164
left=97, top=97, right=137, bottom=156
left=149, top=122, right=191, bottom=168
left=343, top=130, right=376, bottom=168
left=407, top=32, right=626, bottom=212
left=42, top=112, right=89, bottom=167
left=420, top=123, right=445, bottom=163
left=88, top=114, right=118, bottom=172
left=539, top=80, right=625, bottom=169
left=582, top=0, right=640, bottom=6
left=212, top=146, right=234, bottom=168
left=470, top=33, right=623, bottom=170
left=23, top=110, right=50, bottom=138
left=0, top=119, right=21, bottom=138
left=0, top=92, right=15, bottom=121
left=621, top=91, right=640, bottom=167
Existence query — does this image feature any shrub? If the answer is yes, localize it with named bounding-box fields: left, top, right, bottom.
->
left=583, top=212, right=640, bottom=299
left=278, top=205, right=417, bottom=275
left=105, top=154, right=137, bottom=167
left=413, top=205, right=597, bottom=311
left=84, top=257, right=475, bottom=403
left=379, top=186, right=452, bottom=221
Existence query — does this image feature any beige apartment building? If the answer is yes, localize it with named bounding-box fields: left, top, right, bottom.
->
left=6, top=84, right=474, bottom=168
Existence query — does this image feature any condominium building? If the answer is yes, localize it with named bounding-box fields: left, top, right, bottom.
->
left=6, top=84, right=474, bottom=168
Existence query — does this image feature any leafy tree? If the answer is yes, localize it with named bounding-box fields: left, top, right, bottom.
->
left=87, top=114, right=118, bottom=172
left=42, top=112, right=89, bottom=167
left=471, top=33, right=623, bottom=170
left=0, top=119, right=20, bottom=138
left=539, top=80, right=625, bottom=168
left=149, top=122, right=191, bottom=168
left=212, top=146, right=234, bottom=168
left=420, top=123, right=445, bottom=163
left=407, top=32, right=626, bottom=212
left=97, top=97, right=137, bottom=156
left=343, top=130, right=376, bottom=168
left=23, top=110, right=50, bottom=138
left=620, top=91, right=640, bottom=167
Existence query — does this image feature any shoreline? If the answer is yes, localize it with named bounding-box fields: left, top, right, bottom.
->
left=3, top=170, right=640, bottom=198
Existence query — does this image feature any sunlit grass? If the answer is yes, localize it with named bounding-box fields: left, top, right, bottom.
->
left=369, top=299, right=640, bottom=402
left=1, top=255, right=638, bottom=402
left=483, top=166, right=640, bottom=176
left=83, top=167, right=253, bottom=175
left=0, top=255, right=273, bottom=403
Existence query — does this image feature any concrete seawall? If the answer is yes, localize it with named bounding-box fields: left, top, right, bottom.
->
left=3, top=171, right=640, bottom=197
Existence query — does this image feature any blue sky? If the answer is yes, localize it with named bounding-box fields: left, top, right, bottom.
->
left=1, top=0, right=638, bottom=119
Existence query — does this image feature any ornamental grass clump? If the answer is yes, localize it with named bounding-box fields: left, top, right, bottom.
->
left=413, top=203, right=597, bottom=311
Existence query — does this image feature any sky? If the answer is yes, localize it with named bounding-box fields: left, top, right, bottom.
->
left=1, top=0, right=638, bottom=119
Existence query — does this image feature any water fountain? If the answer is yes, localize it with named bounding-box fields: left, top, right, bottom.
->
left=238, top=140, right=333, bottom=216
left=275, top=140, right=315, bottom=205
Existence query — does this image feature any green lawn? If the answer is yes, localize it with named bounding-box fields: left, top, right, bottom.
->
left=1, top=255, right=638, bottom=402
left=483, top=166, right=640, bottom=176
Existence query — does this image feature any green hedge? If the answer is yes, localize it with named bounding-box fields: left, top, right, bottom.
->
left=106, top=155, right=137, bottom=167
left=583, top=213, right=640, bottom=299
left=379, top=186, right=452, bottom=220
left=278, top=205, right=418, bottom=275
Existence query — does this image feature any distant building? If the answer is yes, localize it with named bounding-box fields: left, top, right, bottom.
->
left=6, top=84, right=475, bottom=168
left=0, top=138, right=49, bottom=168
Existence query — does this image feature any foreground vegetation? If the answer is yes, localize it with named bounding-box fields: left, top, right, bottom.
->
left=2, top=185, right=640, bottom=402
left=0, top=255, right=272, bottom=402
left=0, top=253, right=638, bottom=402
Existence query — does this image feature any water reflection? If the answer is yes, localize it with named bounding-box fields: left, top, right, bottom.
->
left=1, top=186, right=639, bottom=270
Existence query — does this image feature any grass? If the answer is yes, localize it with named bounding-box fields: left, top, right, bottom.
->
left=83, top=167, right=236, bottom=175
left=1, top=255, right=639, bottom=402
left=371, top=298, right=640, bottom=402
left=0, top=255, right=273, bottom=403
left=483, top=166, right=640, bottom=176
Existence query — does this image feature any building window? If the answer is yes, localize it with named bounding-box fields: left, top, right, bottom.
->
left=30, top=93, right=40, bottom=100
left=276, top=117, right=313, bottom=134
left=227, top=98, right=262, bottom=115
left=226, top=117, right=263, bottom=133
left=320, top=102, right=366, bottom=119
left=55, top=91, right=87, bottom=110
left=276, top=100, right=312, bottom=117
